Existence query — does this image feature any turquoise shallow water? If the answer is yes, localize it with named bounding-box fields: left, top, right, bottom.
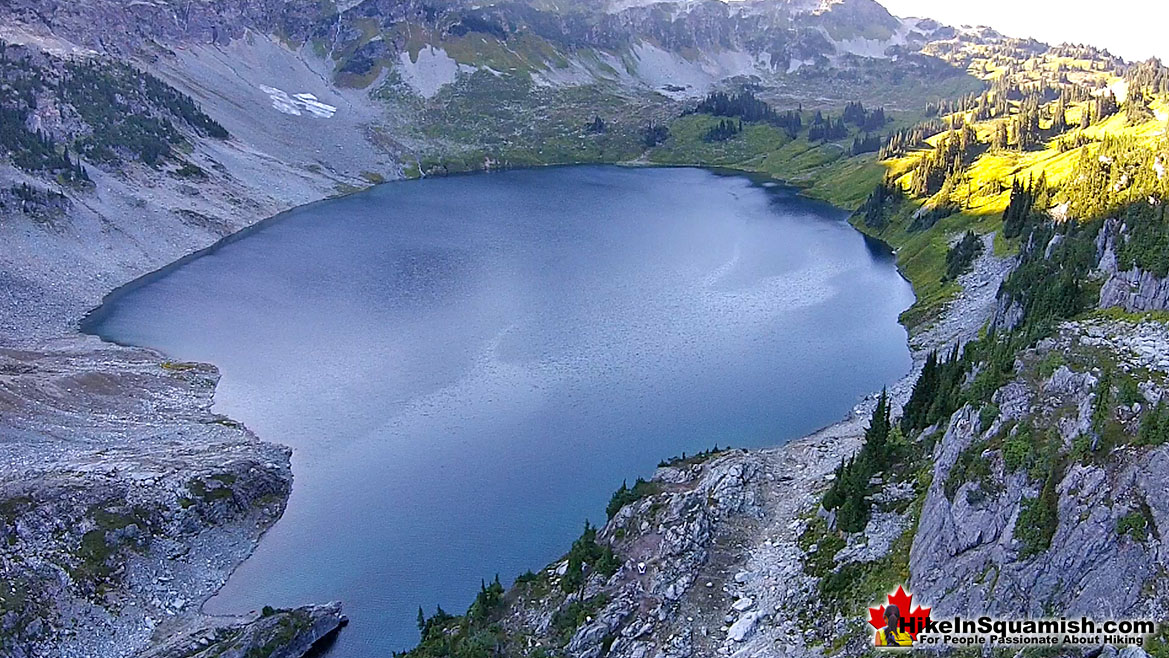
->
left=86, top=166, right=914, bottom=655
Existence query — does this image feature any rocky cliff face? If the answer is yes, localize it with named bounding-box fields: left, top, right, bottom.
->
left=0, top=338, right=295, bottom=657
left=911, top=319, right=1169, bottom=620
left=1101, top=268, right=1169, bottom=313
left=1, top=0, right=960, bottom=104
left=0, top=0, right=317, bottom=55
left=0, top=0, right=905, bottom=58
left=1098, top=219, right=1169, bottom=313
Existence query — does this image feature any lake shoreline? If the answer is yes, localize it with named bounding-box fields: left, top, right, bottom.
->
left=86, top=166, right=915, bottom=655
left=2, top=161, right=977, bottom=658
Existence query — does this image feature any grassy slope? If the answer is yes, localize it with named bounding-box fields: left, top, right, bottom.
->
left=645, top=113, right=915, bottom=209
left=848, top=57, right=1168, bottom=329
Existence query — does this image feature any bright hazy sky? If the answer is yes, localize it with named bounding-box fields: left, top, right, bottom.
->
left=880, top=0, right=1167, bottom=62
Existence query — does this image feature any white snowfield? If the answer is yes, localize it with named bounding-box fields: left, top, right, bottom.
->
left=260, top=85, right=338, bottom=118
left=395, top=47, right=466, bottom=98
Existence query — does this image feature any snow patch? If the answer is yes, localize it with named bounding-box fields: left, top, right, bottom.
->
left=627, top=42, right=767, bottom=98
left=259, top=85, right=337, bottom=118
left=1109, top=79, right=1130, bottom=104
left=532, top=60, right=599, bottom=88
left=832, top=37, right=893, bottom=59
left=827, top=16, right=919, bottom=61
left=395, top=47, right=464, bottom=98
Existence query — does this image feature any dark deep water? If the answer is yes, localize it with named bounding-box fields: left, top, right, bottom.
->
left=85, top=166, right=914, bottom=656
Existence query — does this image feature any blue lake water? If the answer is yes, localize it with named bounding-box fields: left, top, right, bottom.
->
left=85, top=166, right=914, bottom=655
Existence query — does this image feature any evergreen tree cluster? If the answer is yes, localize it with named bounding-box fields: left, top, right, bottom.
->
left=878, top=120, right=944, bottom=160
left=1001, top=174, right=1049, bottom=239
left=807, top=110, right=848, bottom=143
left=642, top=122, right=670, bottom=148
left=692, top=90, right=778, bottom=123
left=927, top=91, right=1011, bottom=122
left=821, top=390, right=896, bottom=533
left=606, top=478, right=659, bottom=519
left=560, top=521, right=619, bottom=593
left=1061, top=136, right=1167, bottom=222
left=688, top=91, right=803, bottom=136
left=1049, top=94, right=1069, bottom=135
left=703, top=118, right=743, bottom=143
left=465, top=576, right=506, bottom=625
left=585, top=115, right=607, bottom=134
left=900, top=348, right=968, bottom=435
left=850, top=133, right=881, bottom=156
left=408, top=591, right=506, bottom=658
left=1139, top=399, right=1169, bottom=446
left=1010, top=95, right=1043, bottom=150
left=919, top=65, right=1110, bottom=151
left=1014, top=454, right=1064, bottom=557
left=0, top=40, right=229, bottom=177
left=1, top=182, right=65, bottom=211
left=65, top=61, right=187, bottom=166
left=908, top=124, right=978, bottom=197
left=998, top=218, right=1101, bottom=341
left=841, top=101, right=887, bottom=131
left=1055, top=131, right=1094, bottom=153
left=657, top=445, right=727, bottom=468
left=1080, top=91, right=1119, bottom=128
left=1049, top=43, right=1122, bottom=65
left=0, top=108, right=90, bottom=182
left=0, top=46, right=89, bottom=183
left=858, top=177, right=903, bottom=229
left=1125, top=87, right=1155, bottom=125
left=1117, top=203, right=1169, bottom=277
left=1123, top=58, right=1169, bottom=100
left=943, top=230, right=984, bottom=282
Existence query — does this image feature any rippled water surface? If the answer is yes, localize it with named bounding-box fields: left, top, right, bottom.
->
left=87, top=166, right=914, bottom=655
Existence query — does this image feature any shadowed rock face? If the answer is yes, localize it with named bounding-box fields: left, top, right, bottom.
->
left=141, top=602, right=348, bottom=658
left=1097, top=219, right=1169, bottom=313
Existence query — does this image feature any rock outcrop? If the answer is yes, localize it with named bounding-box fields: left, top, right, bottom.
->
left=1097, top=218, right=1169, bottom=313
left=141, top=603, right=347, bottom=658
left=911, top=319, right=1169, bottom=620
left=1100, top=266, right=1169, bottom=313
left=0, top=337, right=296, bottom=657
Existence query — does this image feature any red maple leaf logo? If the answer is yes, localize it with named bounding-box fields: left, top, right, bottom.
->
left=867, top=586, right=932, bottom=640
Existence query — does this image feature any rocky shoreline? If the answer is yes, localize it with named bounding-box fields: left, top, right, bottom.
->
left=466, top=233, right=1016, bottom=658
left=470, top=225, right=1169, bottom=657
left=0, top=336, right=313, bottom=657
